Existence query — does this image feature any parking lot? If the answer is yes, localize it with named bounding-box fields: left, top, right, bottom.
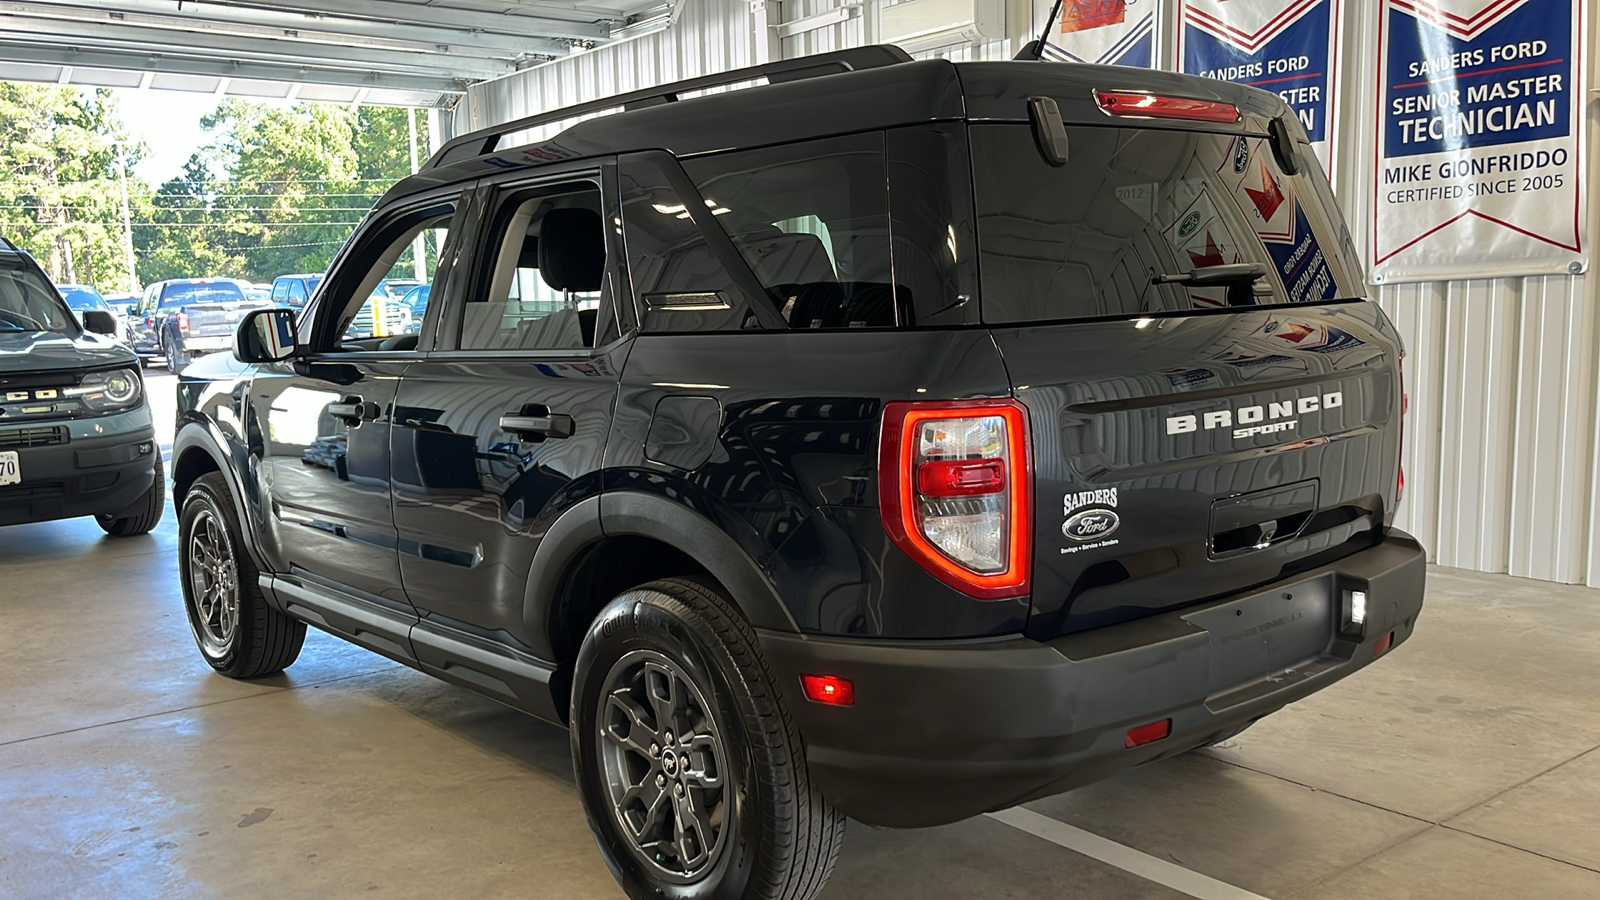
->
left=2, top=370, right=1598, bottom=899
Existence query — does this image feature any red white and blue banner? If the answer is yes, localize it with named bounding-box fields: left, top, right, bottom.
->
left=1036, top=0, right=1157, bottom=68
left=1372, top=0, right=1588, bottom=282
left=1178, top=0, right=1342, bottom=175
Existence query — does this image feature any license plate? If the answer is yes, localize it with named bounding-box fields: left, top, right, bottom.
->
left=0, top=451, right=19, bottom=487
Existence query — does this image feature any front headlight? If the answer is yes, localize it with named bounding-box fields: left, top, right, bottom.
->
left=66, top=368, right=144, bottom=412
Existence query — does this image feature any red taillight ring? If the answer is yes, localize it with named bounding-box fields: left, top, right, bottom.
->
left=879, top=399, right=1031, bottom=600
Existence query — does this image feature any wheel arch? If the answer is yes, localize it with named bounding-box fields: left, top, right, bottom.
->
left=172, top=420, right=269, bottom=570
left=526, top=490, right=801, bottom=676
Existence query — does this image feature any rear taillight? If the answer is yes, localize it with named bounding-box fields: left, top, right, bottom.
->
left=879, top=400, right=1031, bottom=600
left=177, top=311, right=190, bottom=333
left=1095, top=90, right=1241, bottom=124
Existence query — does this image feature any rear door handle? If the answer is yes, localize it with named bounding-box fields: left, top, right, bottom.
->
left=328, top=398, right=380, bottom=425
left=500, top=411, right=575, bottom=441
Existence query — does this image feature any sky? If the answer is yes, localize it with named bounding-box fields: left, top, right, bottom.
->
left=109, top=88, right=229, bottom=185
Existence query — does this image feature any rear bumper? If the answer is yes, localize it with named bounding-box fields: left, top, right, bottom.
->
left=759, top=530, right=1427, bottom=827
left=0, top=417, right=160, bottom=527
left=180, top=334, right=233, bottom=354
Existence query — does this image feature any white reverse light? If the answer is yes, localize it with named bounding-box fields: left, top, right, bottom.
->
left=1350, top=590, right=1368, bottom=626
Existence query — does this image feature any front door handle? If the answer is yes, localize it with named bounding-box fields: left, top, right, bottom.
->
left=328, top=397, right=380, bottom=425
left=500, top=410, right=575, bottom=441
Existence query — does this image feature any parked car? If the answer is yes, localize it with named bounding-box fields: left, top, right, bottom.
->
left=343, top=279, right=417, bottom=338
left=243, top=283, right=273, bottom=303
left=269, top=273, right=322, bottom=311
left=0, top=238, right=162, bottom=535
left=173, top=47, right=1425, bottom=900
left=398, top=283, right=431, bottom=333
left=130, top=278, right=272, bottom=371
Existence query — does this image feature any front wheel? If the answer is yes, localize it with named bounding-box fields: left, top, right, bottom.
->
left=179, top=472, right=305, bottom=678
left=571, top=578, right=845, bottom=900
left=96, top=454, right=165, bottom=537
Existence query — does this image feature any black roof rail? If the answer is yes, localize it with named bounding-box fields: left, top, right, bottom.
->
left=426, top=44, right=914, bottom=170
left=0, top=235, right=17, bottom=252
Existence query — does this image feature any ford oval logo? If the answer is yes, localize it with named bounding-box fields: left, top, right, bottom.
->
left=1234, top=136, right=1251, bottom=173
left=1063, top=508, right=1120, bottom=541
left=1178, top=211, right=1203, bottom=238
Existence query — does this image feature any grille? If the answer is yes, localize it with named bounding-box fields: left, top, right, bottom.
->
left=0, top=426, right=68, bottom=449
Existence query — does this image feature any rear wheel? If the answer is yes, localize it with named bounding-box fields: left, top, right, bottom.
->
left=179, top=472, right=305, bottom=678
left=165, top=335, right=189, bottom=372
left=572, top=578, right=844, bottom=900
left=96, top=454, right=164, bottom=537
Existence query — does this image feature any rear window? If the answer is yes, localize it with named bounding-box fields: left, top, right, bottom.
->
left=159, top=281, right=246, bottom=307
left=60, top=287, right=109, bottom=311
left=621, top=133, right=910, bottom=333
left=971, top=124, right=1363, bottom=324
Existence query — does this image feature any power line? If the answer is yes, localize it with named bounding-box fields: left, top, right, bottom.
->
left=124, top=222, right=365, bottom=227
left=216, top=239, right=350, bottom=252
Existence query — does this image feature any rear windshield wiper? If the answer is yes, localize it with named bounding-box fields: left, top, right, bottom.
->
left=1151, top=263, right=1269, bottom=306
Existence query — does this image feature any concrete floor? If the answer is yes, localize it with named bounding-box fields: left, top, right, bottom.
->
left=3, top=375, right=1599, bottom=899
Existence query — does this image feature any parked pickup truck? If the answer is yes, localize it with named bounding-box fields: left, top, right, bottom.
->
left=131, top=278, right=273, bottom=371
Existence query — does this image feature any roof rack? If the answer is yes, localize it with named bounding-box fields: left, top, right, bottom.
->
left=426, top=45, right=913, bottom=170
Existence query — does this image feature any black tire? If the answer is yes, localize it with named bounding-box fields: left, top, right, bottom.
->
left=571, top=578, right=845, bottom=900
left=179, top=472, right=305, bottom=678
left=166, top=333, right=189, bottom=372
left=96, top=454, right=165, bottom=537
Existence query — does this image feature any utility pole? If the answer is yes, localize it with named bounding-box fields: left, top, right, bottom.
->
left=113, top=142, right=137, bottom=293
left=409, top=107, right=426, bottom=283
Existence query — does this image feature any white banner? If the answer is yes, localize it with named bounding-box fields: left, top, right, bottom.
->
left=1371, top=0, right=1588, bottom=283
left=1034, top=0, right=1158, bottom=67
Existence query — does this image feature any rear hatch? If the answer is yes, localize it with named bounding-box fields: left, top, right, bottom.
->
left=186, top=300, right=271, bottom=337
left=966, top=73, right=1403, bottom=638
left=162, top=281, right=268, bottom=338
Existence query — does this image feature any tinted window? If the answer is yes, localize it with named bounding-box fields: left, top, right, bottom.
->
left=622, top=134, right=902, bottom=333
left=159, top=281, right=246, bottom=307
left=0, top=260, right=77, bottom=334
left=683, top=134, right=899, bottom=330
left=460, top=182, right=608, bottom=351
left=971, top=125, right=1364, bottom=324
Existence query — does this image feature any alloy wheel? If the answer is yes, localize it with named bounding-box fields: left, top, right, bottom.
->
left=186, top=508, right=240, bottom=657
left=597, top=649, right=732, bottom=884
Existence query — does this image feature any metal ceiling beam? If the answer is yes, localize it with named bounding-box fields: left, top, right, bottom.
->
left=0, top=40, right=467, bottom=95
left=206, top=0, right=615, bottom=39
left=5, top=1, right=541, bottom=60
left=0, top=15, right=524, bottom=78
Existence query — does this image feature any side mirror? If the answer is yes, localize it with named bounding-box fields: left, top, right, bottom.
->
left=81, top=309, right=118, bottom=336
left=236, top=308, right=299, bottom=363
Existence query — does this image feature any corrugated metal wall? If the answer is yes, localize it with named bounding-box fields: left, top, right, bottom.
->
left=456, top=0, right=1598, bottom=586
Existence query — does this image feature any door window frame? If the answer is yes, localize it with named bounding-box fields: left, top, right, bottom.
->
left=427, top=159, right=633, bottom=361
left=301, top=185, right=475, bottom=357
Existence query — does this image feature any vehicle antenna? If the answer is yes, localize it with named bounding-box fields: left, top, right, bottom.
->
left=1020, top=0, right=1066, bottom=61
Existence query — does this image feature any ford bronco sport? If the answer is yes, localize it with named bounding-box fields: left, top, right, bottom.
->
left=173, top=46, right=1425, bottom=900
left=0, top=238, right=163, bottom=535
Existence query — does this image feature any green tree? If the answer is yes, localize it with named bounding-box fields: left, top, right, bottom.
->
left=132, top=154, right=241, bottom=284
left=0, top=84, right=137, bottom=292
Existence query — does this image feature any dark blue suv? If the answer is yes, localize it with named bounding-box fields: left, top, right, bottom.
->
left=172, top=48, right=1425, bottom=900
left=0, top=239, right=162, bottom=535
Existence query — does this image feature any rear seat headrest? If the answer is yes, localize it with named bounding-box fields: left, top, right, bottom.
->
left=538, top=208, right=605, bottom=293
